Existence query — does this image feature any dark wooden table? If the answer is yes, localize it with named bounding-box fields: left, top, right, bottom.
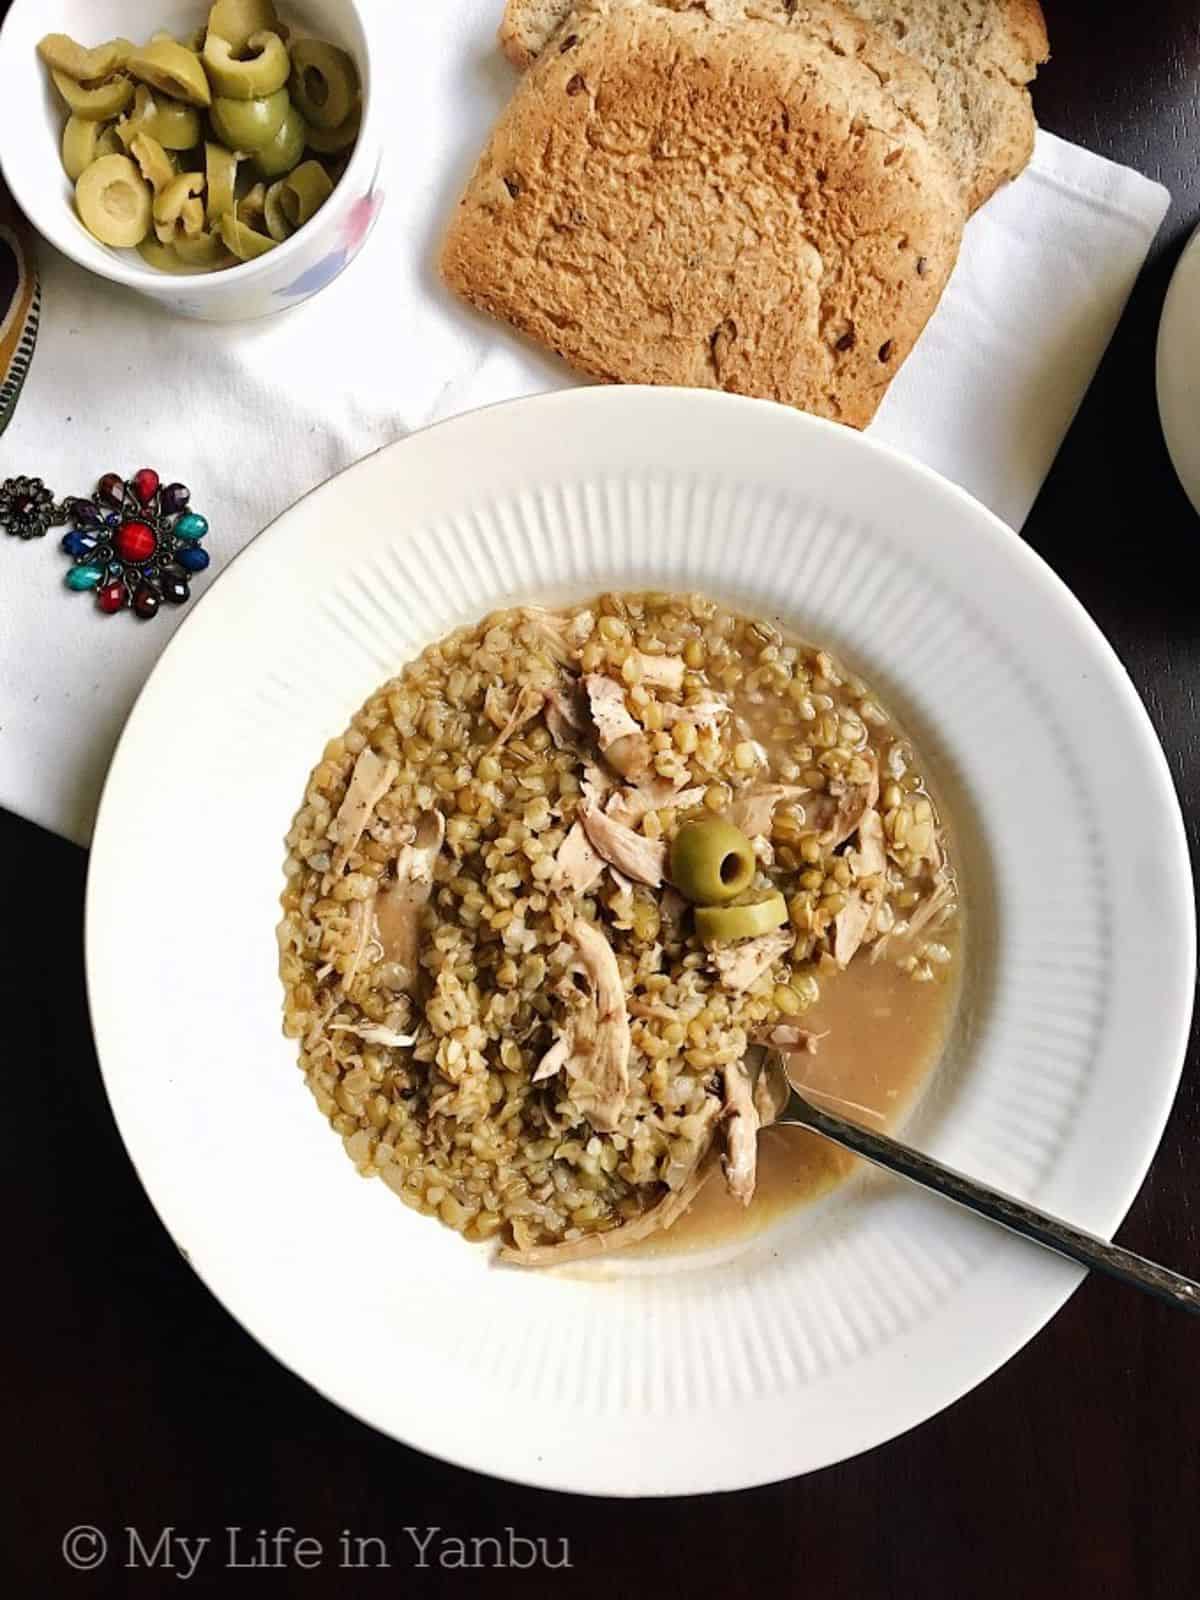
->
left=3, top=4, right=1199, bottom=1595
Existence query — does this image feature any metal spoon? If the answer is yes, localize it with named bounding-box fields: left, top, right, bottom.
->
left=764, top=1058, right=1200, bottom=1316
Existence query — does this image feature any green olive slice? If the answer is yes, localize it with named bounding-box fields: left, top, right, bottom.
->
left=129, top=131, right=177, bottom=194
left=203, top=30, right=289, bottom=100
left=209, top=88, right=289, bottom=151
left=62, top=116, right=114, bottom=181
left=207, top=0, right=283, bottom=55
left=154, top=172, right=206, bottom=229
left=304, top=101, right=359, bottom=154
left=288, top=38, right=358, bottom=131
left=251, top=105, right=306, bottom=179
left=52, top=70, right=134, bottom=121
left=669, top=819, right=757, bottom=905
left=218, top=210, right=277, bottom=260
left=117, top=85, right=201, bottom=151
left=137, top=236, right=190, bottom=272
left=75, top=154, right=152, bottom=247
left=277, top=159, right=332, bottom=228
left=204, top=141, right=240, bottom=222
left=262, top=178, right=295, bottom=241
left=694, top=892, right=789, bottom=944
left=38, top=33, right=134, bottom=81
left=173, top=229, right=233, bottom=267
left=126, top=40, right=212, bottom=107
left=237, top=181, right=267, bottom=228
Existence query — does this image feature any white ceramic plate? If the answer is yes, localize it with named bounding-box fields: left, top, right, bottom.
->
left=1158, top=221, right=1200, bottom=516
left=87, top=389, right=1194, bottom=1496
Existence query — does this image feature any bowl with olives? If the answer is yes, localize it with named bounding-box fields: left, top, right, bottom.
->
left=0, top=0, right=381, bottom=320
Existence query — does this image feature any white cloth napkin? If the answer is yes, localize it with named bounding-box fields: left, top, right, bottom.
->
left=0, top=0, right=1171, bottom=846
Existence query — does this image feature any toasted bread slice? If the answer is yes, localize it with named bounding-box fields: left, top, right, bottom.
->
left=446, top=0, right=964, bottom=428
left=499, top=0, right=1048, bottom=210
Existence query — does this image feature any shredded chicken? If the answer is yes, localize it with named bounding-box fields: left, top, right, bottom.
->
left=660, top=697, right=729, bottom=734
left=533, top=1029, right=574, bottom=1084
left=729, top=783, right=808, bottom=838
left=849, top=808, right=888, bottom=877
left=565, top=916, right=631, bottom=1131
left=374, top=810, right=445, bottom=991
left=579, top=801, right=667, bottom=887
left=606, top=777, right=707, bottom=828
left=584, top=673, right=642, bottom=748
left=632, top=652, right=685, bottom=691
left=341, top=897, right=377, bottom=993
left=487, top=683, right=546, bottom=753
left=544, top=679, right=589, bottom=749
left=874, top=873, right=956, bottom=961
left=328, top=1021, right=417, bottom=1049
left=753, top=1024, right=826, bottom=1054
left=712, top=929, right=795, bottom=993
left=520, top=606, right=595, bottom=663
left=833, top=890, right=875, bottom=967
left=328, top=748, right=399, bottom=875
left=500, top=1149, right=719, bottom=1266
left=550, top=821, right=605, bottom=895
left=720, top=1061, right=760, bottom=1205
left=816, top=756, right=881, bottom=849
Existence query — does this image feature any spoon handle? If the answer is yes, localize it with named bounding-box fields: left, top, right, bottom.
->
left=782, top=1090, right=1200, bottom=1317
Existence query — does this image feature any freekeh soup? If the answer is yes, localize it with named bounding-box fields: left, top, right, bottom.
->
left=277, top=593, right=960, bottom=1266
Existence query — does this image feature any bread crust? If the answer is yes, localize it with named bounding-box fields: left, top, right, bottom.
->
left=449, top=2, right=964, bottom=428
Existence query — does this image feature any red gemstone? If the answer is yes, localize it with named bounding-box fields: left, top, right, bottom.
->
left=97, top=581, right=126, bottom=614
left=132, top=468, right=160, bottom=505
left=97, top=472, right=125, bottom=507
left=115, top=520, right=157, bottom=562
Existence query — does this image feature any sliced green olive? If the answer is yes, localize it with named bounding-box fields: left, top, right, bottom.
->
left=203, top=30, right=290, bottom=100
left=670, top=819, right=757, bottom=905
left=117, top=85, right=201, bottom=150
left=205, top=141, right=240, bottom=222
left=251, top=105, right=306, bottom=179
left=126, top=40, right=212, bottom=108
left=38, top=33, right=134, bottom=81
left=173, top=229, right=233, bottom=267
left=304, top=102, right=359, bottom=154
left=288, top=38, right=358, bottom=131
left=277, top=159, right=332, bottom=227
left=52, top=69, right=134, bottom=121
left=209, top=88, right=289, bottom=151
left=129, top=131, right=177, bottom=194
left=137, top=236, right=191, bottom=271
left=262, top=178, right=294, bottom=241
left=218, top=210, right=277, bottom=260
left=154, top=172, right=206, bottom=228
left=75, top=154, right=152, bottom=247
left=207, top=0, right=283, bottom=55
left=695, top=892, right=789, bottom=944
left=237, top=181, right=267, bottom=228
left=62, top=116, right=118, bottom=181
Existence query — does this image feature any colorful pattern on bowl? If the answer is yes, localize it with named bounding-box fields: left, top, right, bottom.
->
left=274, top=171, right=383, bottom=301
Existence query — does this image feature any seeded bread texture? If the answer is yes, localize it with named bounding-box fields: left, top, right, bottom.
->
left=501, top=0, right=942, bottom=136
left=499, top=0, right=1049, bottom=210
left=444, top=1, right=965, bottom=428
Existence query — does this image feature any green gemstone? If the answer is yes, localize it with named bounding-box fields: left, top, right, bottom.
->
left=66, top=563, right=103, bottom=591
left=174, top=512, right=208, bottom=542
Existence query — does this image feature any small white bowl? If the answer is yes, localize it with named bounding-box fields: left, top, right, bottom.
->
left=0, top=0, right=382, bottom=321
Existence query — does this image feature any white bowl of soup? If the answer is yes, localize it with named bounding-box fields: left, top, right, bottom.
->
left=86, top=388, right=1194, bottom=1493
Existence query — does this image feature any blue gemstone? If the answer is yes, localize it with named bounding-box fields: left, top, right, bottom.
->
left=61, top=530, right=96, bottom=557
left=173, top=512, right=208, bottom=542
left=176, top=545, right=210, bottom=573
